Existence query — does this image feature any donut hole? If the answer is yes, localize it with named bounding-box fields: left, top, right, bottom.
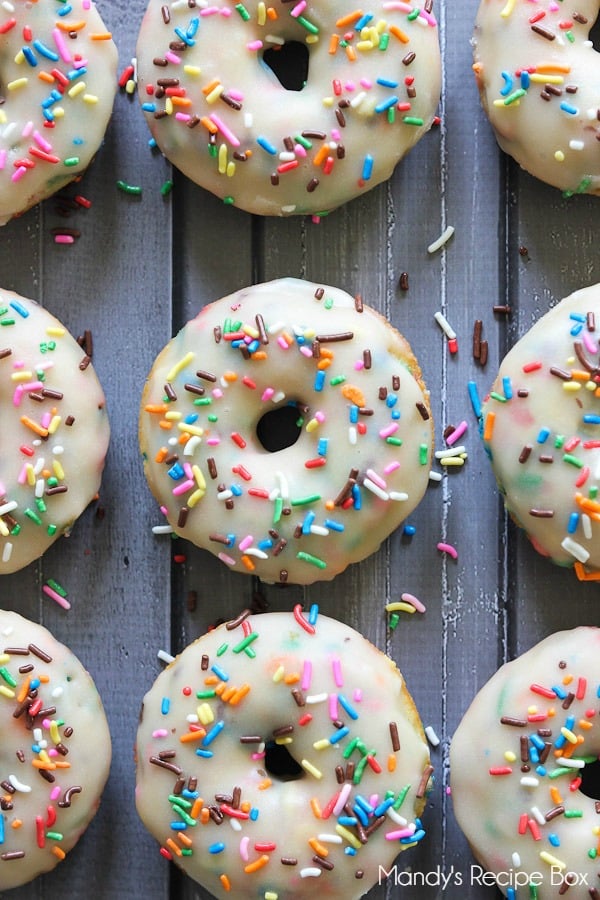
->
left=591, top=15, right=600, bottom=51
left=256, top=402, right=303, bottom=452
left=264, top=740, right=305, bottom=781
left=262, top=41, right=309, bottom=92
left=579, top=757, right=600, bottom=801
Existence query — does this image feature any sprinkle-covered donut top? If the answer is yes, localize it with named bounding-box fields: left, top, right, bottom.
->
left=139, top=278, right=433, bottom=584
left=135, top=609, right=433, bottom=899
left=0, top=289, right=110, bottom=575
left=481, top=284, right=600, bottom=580
left=136, top=0, right=441, bottom=216
left=451, top=627, right=600, bottom=899
left=473, top=0, right=600, bottom=196
left=0, top=0, right=118, bottom=225
left=0, top=609, right=111, bottom=891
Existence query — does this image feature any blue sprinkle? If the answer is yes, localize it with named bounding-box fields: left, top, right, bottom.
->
left=349, top=405, right=359, bottom=424
left=314, top=370, right=326, bottom=392
left=352, top=805, right=369, bottom=827
left=520, top=71, right=530, bottom=89
left=208, top=842, right=226, bottom=854
left=227, top=533, right=236, bottom=546
left=507, top=890, right=516, bottom=900
left=149, top=138, right=158, bottom=148
left=230, top=484, right=243, bottom=496
left=22, top=46, right=37, bottom=67
left=530, top=746, right=540, bottom=764
left=142, top=102, right=157, bottom=112
left=338, top=816, right=358, bottom=826
left=530, top=734, right=545, bottom=751
left=250, top=808, right=259, bottom=821
left=338, top=694, right=359, bottom=720
left=351, top=483, right=361, bottom=510
left=183, top=413, right=199, bottom=424
left=374, top=797, right=395, bottom=817
left=500, top=71, right=513, bottom=96
left=202, top=720, right=225, bottom=746
left=551, top=684, right=567, bottom=700
left=257, top=135, right=277, bottom=155
left=302, top=510, right=315, bottom=534
left=502, top=376, right=512, bottom=400
left=374, top=95, right=399, bottom=114
left=181, top=789, right=199, bottom=799
left=33, top=39, right=59, bottom=61
left=560, top=101, right=578, bottom=115
left=570, top=323, right=584, bottom=336
left=30, top=678, right=40, bottom=690
left=355, top=12, right=373, bottom=29
left=403, top=524, right=416, bottom=536
left=247, top=339, right=260, bottom=354
left=0, top=814, right=3, bottom=845
left=161, top=697, right=170, bottom=715
left=258, top=538, right=274, bottom=551
left=361, top=154, right=374, bottom=181
left=324, top=518, right=344, bottom=532
left=328, top=726, right=349, bottom=744
left=57, top=4, right=73, bottom=14
left=391, top=409, right=401, bottom=419
left=535, top=765, right=547, bottom=776
left=186, top=16, right=200, bottom=37
left=308, top=603, right=319, bottom=626
left=554, top=733, right=566, bottom=750
left=401, top=828, right=425, bottom=843
left=565, top=715, right=575, bottom=730
left=583, top=414, right=600, bottom=424
left=376, top=77, right=399, bottom=88
left=170, top=821, right=187, bottom=831
left=344, top=846, right=357, bottom=856
left=67, top=67, right=87, bottom=81
left=549, top=833, right=560, bottom=847
left=570, top=313, right=587, bottom=323
left=195, top=749, right=214, bottom=758
left=355, top=795, right=374, bottom=814
left=211, top=664, right=229, bottom=682
left=31, top=744, right=42, bottom=754
left=167, top=463, right=185, bottom=481
left=317, top=438, right=328, bottom=457
left=468, top=381, right=482, bottom=419
left=537, top=427, right=550, bottom=444
left=386, top=394, right=398, bottom=408
left=568, top=512, right=579, bottom=534
left=174, top=25, right=196, bottom=46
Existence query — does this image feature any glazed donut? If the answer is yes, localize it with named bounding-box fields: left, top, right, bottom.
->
left=0, top=608, right=111, bottom=890
left=472, top=0, right=600, bottom=197
left=0, top=288, right=110, bottom=575
left=139, top=278, right=433, bottom=585
left=135, top=0, right=441, bottom=216
left=481, top=283, right=600, bottom=581
left=135, top=608, right=433, bottom=899
left=0, top=0, right=118, bottom=226
left=451, top=626, right=600, bottom=899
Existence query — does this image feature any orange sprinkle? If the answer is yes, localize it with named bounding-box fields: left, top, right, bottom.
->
left=145, top=403, right=169, bottom=414
left=223, top=371, right=238, bottom=383
left=229, top=684, right=251, bottom=705
left=575, top=561, right=600, bottom=581
left=178, top=832, right=193, bottom=848
left=166, top=838, right=183, bottom=857
left=308, top=838, right=328, bottom=857
left=241, top=801, right=251, bottom=813
left=171, top=96, right=192, bottom=108
left=200, top=807, right=210, bottom=825
left=52, top=846, right=66, bottom=860
left=284, top=673, right=300, bottom=684
left=579, top=719, right=593, bottom=730
left=202, top=78, right=221, bottom=95
left=313, top=144, right=329, bottom=167
left=11, top=819, right=22, bottom=829
left=389, top=24, right=410, bottom=43
left=562, top=674, right=574, bottom=685
left=20, top=416, right=48, bottom=437
left=325, top=499, right=335, bottom=510
left=32, top=760, right=56, bottom=770
left=158, top=421, right=173, bottom=431
left=472, top=62, right=483, bottom=75
left=244, top=854, right=270, bottom=874
left=241, top=554, right=256, bottom=571
left=345, top=44, right=356, bottom=62
left=191, top=797, right=204, bottom=819
left=535, top=64, right=571, bottom=73
left=483, top=411, right=495, bottom=442
left=550, top=786, right=563, bottom=805
left=570, top=369, right=591, bottom=382
left=38, top=71, right=55, bottom=84
left=17, top=677, right=31, bottom=704
left=329, top=33, right=339, bottom=54
left=220, top=874, right=232, bottom=892
left=54, top=761, right=71, bottom=769
left=317, top=358, right=332, bottom=370
left=90, top=31, right=113, bottom=40
left=387, top=753, right=397, bottom=772
left=341, top=384, right=366, bottom=407
left=56, top=19, right=85, bottom=30
left=336, top=10, right=363, bottom=27
left=310, top=797, right=322, bottom=819
left=258, top=778, right=272, bottom=790
left=575, top=493, right=600, bottom=513
left=179, top=729, right=207, bottom=743
left=178, top=432, right=190, bottom=445
left=155, top=447, right=169, bottom=463
left=204, top=675, right=220, bottom=685
left=215, top=681, right=227, bottom=696
left=221, top=685, right=237, bottom=703
left=266, top=6, right=278, bottom=19
left=252, top=350, right=267, bottom=360
left=200, top=116, right=218, bottom=134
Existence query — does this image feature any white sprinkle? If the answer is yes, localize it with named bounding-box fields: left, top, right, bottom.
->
left=152, top=525, right=174, bottom=535
left=243, top=547, right=269, bottom=559
left=306, top=692, right=328, bottom=704
left=362, top=477, right=389, bottom=501
left=428, top=225, right=455, bottom=254
left=435, top=445, right=466, bottom=458
left=569, top=140, right=585, bottom=151
left=561, top=536, right=590, bottom=563
left=520, top=776, right=539, bottom=788
left=0, top=501, right=18, bottom=516
left=157, top=649, right=175, bottom=665
left=317, top=833, right=343, bottom=844
left=512, top=852, right=521, bottom=867
left=229, top=817, right=242, bottom=831
left=309, top=525, right=329, bottom=536
left=300, top=867, right=322, bottom=878
left=555, top=756, right=585, bottom=768
left=387, top=807, right=408, bottom=825
left=425, top=725, right=440, bottom=747
left=429, top=470, right=442, bottom=482
left=434, top=310, right=457, bottom=339
left=582, top=513, right=592, bottom=540
left=530, top=805, right=545, bottom=825
left=389, top=491, right=409, bottom=501
left=9, top=774, right=31, bottom=793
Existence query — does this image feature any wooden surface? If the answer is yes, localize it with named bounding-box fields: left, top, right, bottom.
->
left=1, top=1, right=599, bottom=898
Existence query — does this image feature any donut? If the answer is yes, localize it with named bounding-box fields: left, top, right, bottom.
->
left=135, top=608, right=433, bottom=898
left=0, top=288, right=110, bottom=575
left=138, top=278, right=433, bottom=585
left=450, top=626, right=600, bottom=899
left=472, top=0, right=600, bottom=197
left=0, top=0, right=118, bottom=226
left=135, top=0, right=441, bottom=216
left=480, top=283, right=600, bottom=581
left=0, top=608, right=111, bottom=890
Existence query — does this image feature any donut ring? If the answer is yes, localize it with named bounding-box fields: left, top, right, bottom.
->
left=139, top=278, right=433, bottom=585
left=481, top=283, right=600, bottom=581
left=473, top=0, right=600, bottom=197
left=0, top=609, right=111, bottom=890
left=0, top=289, right=110, bottom=575
left=135, top=609, right=433, bottom=899
left=451, top=626, right=600, bottom=899
left=135, top=0, right=441, bottom=216
left=0, top=0, right=118, bottom=226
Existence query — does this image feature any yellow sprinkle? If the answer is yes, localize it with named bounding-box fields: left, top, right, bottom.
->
left=166, top=352, right=194, bottom=382
left=218, top=143, right=228, bottom=175
left=226, top=160, right=236, bottom=178
left=52, top=460, right=65, bottom=480
left=529, top=74, right=564, bottom=84
left=0, top=521, right=9, bottom=537
left=335, top=824, right=362, bottom=850
left=14, top=49, right=25, bottom=64
left=554, top=150, right=565, bottom=162
left=562, top=381, right=581, bottom=392
left=50, top=721, right=60, bottom=744
left=560, top=726, right=578, bottom=744
left=187, top=488, right=205, bottom=507
left=385, top=601, right=416, bottom=614
left=504, top=751, right=517, bottom=763
left=48, top=415, right=61, bottom=435
left=46, top=327, right=66, bottom=337
left=540, top=851, right=565, bottom=870
left=11, top=370, right=33, bottom=382
left=265, top=893, right=278, bottom=900
left=440, top=457, right=465, bottom=467
left=305, top=418, right=320, bottom=432
left=0, top=686, right=15, bottom=698
left=274, top=736, right=293, bottom=745
left=301, top=759, right=323, bottom=780
left=192, top=465, right=206, bottom=490
left=177, top=422, right=203, bottom=437
left=0, top=654, right=9, bottom=665
left=197, top=703, right=214, bottom=725
left=272, top=665, right=285, bottom=683
left=206, top=83, right=225, bottom=104
left=26, top=464, right=35, bottom=487
left=53, top=107, right=64, bottom=119
left=500, top=0, right=516, bottom=16
left=183, top=65, right=201, bottom=76
left=313, top=739, right=331, bottom=751
left=7, top=77, right=28, bottom=90
left=125, top=79, right=136, bottom=95
left=0, top=111, right=6, bottom=124
left=68, top=82, right=86, bottom=98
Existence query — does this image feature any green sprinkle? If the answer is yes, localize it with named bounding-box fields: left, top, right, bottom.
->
left=169, top=795, right=192, bottom=809
left=387, top=106, right=395, bottom=124
left=208, top=144, right=218, bottom=158
left=117, top=180, right=142, bottom=196
left=181, top=848, right=193, bottom=856
left=24, top=509, right=42, bottom=525
left=63, top=157, right=80, bottom=167
left=160, top=179, right=174, bottom=196
left=10, top=524, right=21, bottom=536
left=235, top=2, right=250, bottom=19
left=566, top=30, right=574, bottom=42
left=504, top=88, right=526, bottom=106
left=196, top=689, right=217, bottom=699
left=294, top=134, right=312, bottom=150
left=490, top=391, right=508, bottom=403
left=207, top=414, right=218, bottom=423
left=324, top=297, right=334, bottom=310
left=296, top=551, right=327, bottom=569
left=193, top=398, right=213, bottom=406
left=297, top=15, right=318, bottom=33
left=216, top=642, right=228, bottom=657
left=35, top=498, right=47, bottom=513
left=47, top=524, right=57, bottom=535
left=47, top=579, right=67, bottom=597
left=45, top=832, right=64, bottom=841
left=554, top=435, right=565, bottom=448
left=352, top=755, right=369, bottom=784
left=273, top=496, right=283, bottom=524
left=590, top=486, right=598, bottom=499
left=393, top=784, right=411, bottom=810
left=402, top=116, right=424, bottom=126
left=171, top=805, right=197, bottom=826
left=291, top=494, right=321, bottom=506
left=0, top=319, right=16, bottom=326
left=342, top=737, right=360, bottom=759
left=223, top=196, right=235, bottom=205
left=407, top=8, right=419, bottom=19
left=548, top=766, right=571, bottom=779
left=244, top=646, right=257, bottom=659
left=46, top=477, right=58, bottom=488
left=232, top=632, right=259, bottom=654
left=419, top=444, right=428, bottom=465
left=529, top=885, right=538, bottom=900
left=0, top=667, right=17, bottom=688
left=379, top=32, right=389, bottom=50
left=564, top=809, right=583, bottom=818
left=330, top=375, right=346, bottom=386
left=563, top=453, right=584, bottom=468
left=588, top=848, right=597, bottom=859
left=389, top=612, right=400, bottom=630
left=386, top=437, right=403, bottom=446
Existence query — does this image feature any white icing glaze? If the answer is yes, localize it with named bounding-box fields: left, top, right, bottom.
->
left=139, top=278, right=433, bottom=585
left=0, top=0, right=118, bottom=226
left=135, top=0, right=441, bottom=216
left=473, top=0, right=600, bottom=197
left=0, top=609, right=111, bottom=890
left=481, top=283, right=600, bottom=579
left=451, top=626, right=600, bottom=899
left=135, top=609, right=432, bottom=899
left=0, top=289, right=110, bottom=574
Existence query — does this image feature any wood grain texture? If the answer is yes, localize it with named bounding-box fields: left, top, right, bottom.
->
left=0, top=1, right=598, bottom=898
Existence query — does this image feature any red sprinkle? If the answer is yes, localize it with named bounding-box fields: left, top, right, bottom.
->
left=529, top=683, right=556, bottom=699
left=522, top=361, right=543, bottom=373
left=293, top=604, right=315, bottom=635
left=489, top=766, right=513, bottom=776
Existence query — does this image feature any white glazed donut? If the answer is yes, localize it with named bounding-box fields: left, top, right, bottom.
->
left=481, top=283, right=600, bottom=581
left=0, top=0, right=118, bottom=226
left=139, top=278, right=433, bottom=585
left=0, top=608, right=111, bottom=891
left=0, top=288, right=110, bottom=575
left=135, top=0, right=441, bottom=216
left=135, top=609, right=433, bottom=899
left=451, top=626, right=600, bottom=899
left=472, top=0, right=600, bottom=197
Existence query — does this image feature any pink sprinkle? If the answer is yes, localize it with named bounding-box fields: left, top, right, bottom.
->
left=42, top=585, right=71, bottom=611
left=172, top=479, right=194, bottom=496
left=217, top=551, right=235, bottom=566
left=220, top=7, right=232, bottom=15
left=0, top=149, right=6, bottom=170
left=379, top=423, right=398, bottom=439
left=238, top=535, right=253, bottom=552
left=301, top=660, right=312, bottom=691
left=12, top=386, right=23, bottom=407
left=315, top=411, right=326, bottom=423
left=183, top=462, right=194, bottom=479
left=160, top=505, right=169, bottom=516
left=165, top=51, right=181, bottom=64
left=210, top=113, right=241, bottom=147
left=251, top=751, right=265, bottom=760
left=446, top=420, right=467, bottom=446
left=52, top=27, right=71, bottom=63
left=262, top=387, right=275, bottom=402
left=229, top=89, right=244, bottom=101
left=400, top=592, right=426, bottom=613
left=294, top=143, right=307, bottom=158
left=331, top=128, right=341, bottom=141
left=332, top=783, right=352, bottom=817
left=582, top=330, right=598, bottom=355
left=385, top=825, right=416, bottom=841
left=366, top=468, right=386, bottom=490
left=54, top=235, right=75, bottom=245
left=437, top=541, right=458, bottom=559
left=33, top=130, right=52, bottom=152
left=345, top=81, right=356, bottom=92
left=11, top=166, right=28, bottom=183
left=50, top=787, right=61, bottom=801
left=240, top=836, right=250, bottom=861
left=212, top=388, right=223, bottom=399
left=247, top=39, right=263, bottom=51
left=175, top=112, right=191, bottom=122
left=206, top=437, right=221, bottom=446
left=328, top=693, right=338, bottom=721
left=383, top=1, right=413, bottom=11
left=360, top=78, right=372, bottom=89
left=200, top=5, right=220, bottom=13
left=291, top=0, right=307, bottom=16
left=152, top=729, right=168, bottom=738
left=41, top=412, right=52, bottom=429
left=17, top=464, right=28, bottom=485
left=383, top=461, right=400, bottom=475
left=331, top=657, right=343, bottom=687
left=419, top=9, right=437, bottom=25
left=300, top=345, right=313, bottom=358
left=354, top=360, right=365, bottom=371
left=21, top=120, right=33, bottom=138
left=353, top=688, right=362, bottom=702
left=277, top=336, right=289, bottom=350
